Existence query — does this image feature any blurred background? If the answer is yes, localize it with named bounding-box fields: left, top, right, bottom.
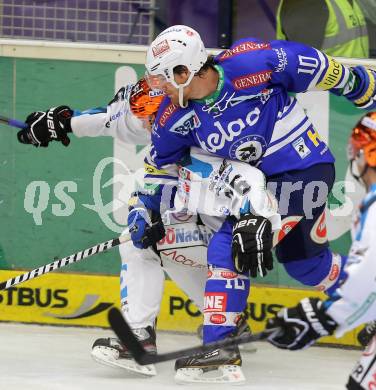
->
left=1, top=0, right=375, bottom=56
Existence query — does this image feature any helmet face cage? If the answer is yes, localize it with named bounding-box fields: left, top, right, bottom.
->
left=130, top=78, right=164, bottom=119
left=144, top=73, right=170, bottom=91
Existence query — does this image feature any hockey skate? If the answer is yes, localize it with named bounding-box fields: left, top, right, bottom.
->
left=174, top=344, right=245, bottom=384
left=91, top=326, right=157, bottom=376
left=234, top=309, right=258, bottom=353
left=196, top=309, right=257, bottom=353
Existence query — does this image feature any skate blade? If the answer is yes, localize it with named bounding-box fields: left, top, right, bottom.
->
left=91, top=346, right=157, bottom=376
left=175, top=365, right=245, bottom=384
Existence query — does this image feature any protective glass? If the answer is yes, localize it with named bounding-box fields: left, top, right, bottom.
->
left=145, top=72, right=169, bottom=91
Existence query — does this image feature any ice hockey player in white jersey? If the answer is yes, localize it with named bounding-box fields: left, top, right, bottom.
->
left=266, top=112, right=376, bottom=390
left=16, top=80, right=211, bottom=376
left=17, top=78, right=281, bottom=382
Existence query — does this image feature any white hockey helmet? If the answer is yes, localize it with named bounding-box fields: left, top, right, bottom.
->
left=145, top=25, right=208, bottom=106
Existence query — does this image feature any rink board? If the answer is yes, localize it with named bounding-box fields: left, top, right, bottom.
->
left=0, top=270, right=361, bottom=347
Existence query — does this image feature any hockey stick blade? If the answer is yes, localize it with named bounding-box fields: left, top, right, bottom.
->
left=108, top=307, right=279, bottom=365
left=108, top=307, right=147, bottom=360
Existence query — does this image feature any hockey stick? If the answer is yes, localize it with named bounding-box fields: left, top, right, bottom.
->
left=106, top=217, right=300, bottom=364
left=108, top=216, right=302, bottom=366
left=0, top=115, right=27, bottom=129
left=108, top=307, right=279, bottom=365
left=0, top=234, right=131, bottom=291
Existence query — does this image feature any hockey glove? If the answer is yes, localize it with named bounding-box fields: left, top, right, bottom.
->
left=18, top=106, right=73, bottom=147
left=343, top=66, right=376, bottom=110
left=231, top=213, right=273, bottom=277
left=266, top=297, right=337, bottom=351
left=357, top=320, right=376, bottom=347
left=127, top=204, right=165, bottom=250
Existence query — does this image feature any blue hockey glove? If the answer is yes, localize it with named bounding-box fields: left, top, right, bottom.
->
left=344, top=66, right=376, bottom=110
left=266, top=297, right=337, bottom=351
left=127, top=203, right=165, bottom=249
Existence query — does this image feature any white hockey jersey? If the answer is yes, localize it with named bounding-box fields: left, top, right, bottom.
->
left=70, top=85, right=151, bottom=145
left=326, top=184, right=376, bottom=337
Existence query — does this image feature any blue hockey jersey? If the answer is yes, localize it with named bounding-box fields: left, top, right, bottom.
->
left=144, top=38, right=357, bottom=190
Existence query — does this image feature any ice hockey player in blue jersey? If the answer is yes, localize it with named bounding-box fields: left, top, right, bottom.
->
left=126, top=24, right=376, bottom=383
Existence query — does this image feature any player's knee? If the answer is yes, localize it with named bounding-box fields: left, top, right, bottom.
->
left=207, top=221, right=235, bottom=270
left=283, top=249, right=348, bottom=295
left=119, top=240, right=155, bottom=266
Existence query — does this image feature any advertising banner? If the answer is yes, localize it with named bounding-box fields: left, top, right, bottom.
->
left=0, top=270, right=361, bottom=347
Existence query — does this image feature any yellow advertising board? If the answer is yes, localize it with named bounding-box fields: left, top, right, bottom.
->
left=0, top=270, right=361, bottom=347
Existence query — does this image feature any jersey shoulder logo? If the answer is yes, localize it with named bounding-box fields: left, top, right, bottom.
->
left=219, top=41, right=271, bottom=61
left=169, top=110, right=201, bottom=136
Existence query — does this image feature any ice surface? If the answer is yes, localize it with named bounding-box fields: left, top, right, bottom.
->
left=0, top=322, right=359, bottom=390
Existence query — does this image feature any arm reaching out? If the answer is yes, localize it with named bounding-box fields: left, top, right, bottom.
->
left=18, top=78, right=164, bottom=148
